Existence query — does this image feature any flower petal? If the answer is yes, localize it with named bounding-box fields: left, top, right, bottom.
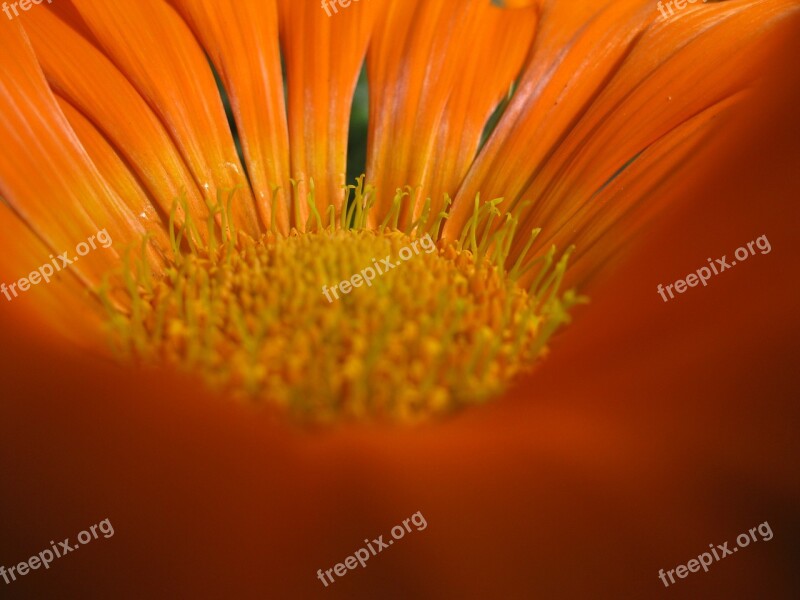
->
left=444, top=0, right=655, bottom=239
left=366, top=0, right=537, bottom=229
left=171, top=0, right=291, bottom=234
left=446, top=0, right=799, bottom=277
left=0, top=201, right=107, bottom=349
left=534, top=91, right=740, bottom=289
left=515, top=0, right=800, bottom=268
left=0, top=21, right=159, bottom=288
left=70, top=0, right=261, bottom=235
left=24, top=7, right=211, bottom=239
left=55, top=96, right=171, bottom=258
left=277, top=0, right=380, bottom=228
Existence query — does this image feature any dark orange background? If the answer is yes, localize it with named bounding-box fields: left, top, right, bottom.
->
left=1, top=17, right=799, bottom=600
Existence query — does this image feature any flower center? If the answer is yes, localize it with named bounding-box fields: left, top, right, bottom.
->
left=102, top=184, right=583, bottom=423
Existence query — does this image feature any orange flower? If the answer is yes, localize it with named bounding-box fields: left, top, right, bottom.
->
left=1, top=1, right=798, bottom=597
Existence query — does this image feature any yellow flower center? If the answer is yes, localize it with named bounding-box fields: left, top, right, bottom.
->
left=102, top=182, right=583, bottom=423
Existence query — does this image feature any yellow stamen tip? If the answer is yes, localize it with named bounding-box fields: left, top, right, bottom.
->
left=103, top=186, right=583, bottom=424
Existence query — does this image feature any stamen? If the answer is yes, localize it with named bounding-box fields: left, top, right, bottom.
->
left=101, top=181, right=585, bottom=423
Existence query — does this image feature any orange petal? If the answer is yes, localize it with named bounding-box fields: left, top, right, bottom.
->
left=0, top=21, right=158, bottom=288
left=366, top=0, right=537, bottom=230
left=171, top=0, right=291, bottom=235
left=70, top=0, right=261, bottom=236
left=24, top=6, right=211, bottom=240
left=277, top=0, right=380, bottom=228
left=513, top=0, right=800, bottom=267
left=530, top=91, right=740, bottom=289
left=55, top=96, right=171, bottom=260
left=444, top=0, right=653, bottom=239
left=445, top=0, right=799, bottom=276
left=0, top=202, right=107, bottom=349
left=42, top=0, right=97, bottom=41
